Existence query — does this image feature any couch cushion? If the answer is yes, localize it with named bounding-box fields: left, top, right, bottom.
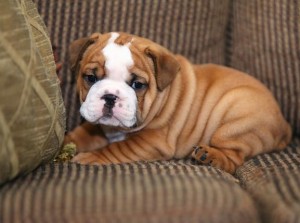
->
left=0, top=0, right=65, bottom=184
left=34, top=0, right=231, bottom=131
left=228, top=0, right=300, bottom=136
left=0, top=160, right=259, bottom=223
left=236, top=138, right=300, bottom=222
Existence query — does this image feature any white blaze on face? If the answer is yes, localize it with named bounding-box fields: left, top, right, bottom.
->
left=80, top=32, right=138, bottom=128
left=102, top=32, right=133, bottom=81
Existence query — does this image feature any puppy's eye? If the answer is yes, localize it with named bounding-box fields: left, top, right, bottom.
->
left=83, top=74, right=98, bottom=85
left=131, top=80, right=147, bottom=90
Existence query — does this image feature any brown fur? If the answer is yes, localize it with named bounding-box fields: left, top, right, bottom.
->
left=67, top=32, right=291, bottom=174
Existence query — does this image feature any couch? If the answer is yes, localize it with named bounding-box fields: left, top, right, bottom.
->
left=0, top=0, right=299, bottom=222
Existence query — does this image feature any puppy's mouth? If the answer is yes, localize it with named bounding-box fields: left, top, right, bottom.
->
left=101, top=106, right=114, bottom=119
left=98, top=113, right=137, bottom=129
left=96, top=115, right=138, bottom=130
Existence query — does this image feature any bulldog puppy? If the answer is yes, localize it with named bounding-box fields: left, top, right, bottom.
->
left=67, top=32, right=291, bottom=174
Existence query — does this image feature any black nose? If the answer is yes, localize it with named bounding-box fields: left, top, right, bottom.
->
left=101, top=94, right=118, bottom=107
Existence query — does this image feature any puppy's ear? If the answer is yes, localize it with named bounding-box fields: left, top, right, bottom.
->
left=145, top=45, right=180, bottom=91
left=69, top=33, right=101, bottom=73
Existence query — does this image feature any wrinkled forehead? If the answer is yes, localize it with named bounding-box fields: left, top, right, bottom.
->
left=82, top=32, right=149, bottom=81
left=102, top=32, right=134, bottom=81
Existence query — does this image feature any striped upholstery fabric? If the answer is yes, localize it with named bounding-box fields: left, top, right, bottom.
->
left=0, top=160, right=259, bottom=223
left=228, top=0, right=300, bottom=136
left=3, top=0, right=297, bottom=222
left=236, top=138, right=300, bottom=223
left=34, top=0, right=230, bottom=131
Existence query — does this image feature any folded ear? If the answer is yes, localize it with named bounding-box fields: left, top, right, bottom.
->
left=69, top=33, right=101, bottom=73
left=145, top=45, right=180, bottom=91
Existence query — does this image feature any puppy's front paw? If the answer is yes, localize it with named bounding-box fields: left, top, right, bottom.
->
left=72, top=152, right=103, bottom=165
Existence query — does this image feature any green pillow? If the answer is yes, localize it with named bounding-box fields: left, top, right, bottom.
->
left=0, top=0, right=65, bottom=184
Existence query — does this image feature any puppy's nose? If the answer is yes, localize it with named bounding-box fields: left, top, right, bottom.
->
left=101, top=94, right=118, bottom=107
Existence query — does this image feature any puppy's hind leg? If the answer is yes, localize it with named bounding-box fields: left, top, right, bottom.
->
left=191, top=118, right=271, bottom=174
left=191, top=145, right=243, bottom=174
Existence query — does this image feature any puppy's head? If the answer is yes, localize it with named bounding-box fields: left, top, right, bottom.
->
left=70, top=32, right=180, bottom=130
